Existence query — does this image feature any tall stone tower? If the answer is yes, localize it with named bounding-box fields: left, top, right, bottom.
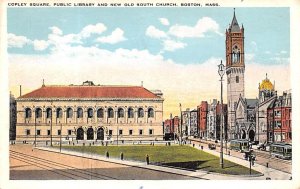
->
left=226, top=9, right=245, bottom=140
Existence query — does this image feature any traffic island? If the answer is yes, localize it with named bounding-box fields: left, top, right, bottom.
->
left=58, top=145, right=262, bottom=176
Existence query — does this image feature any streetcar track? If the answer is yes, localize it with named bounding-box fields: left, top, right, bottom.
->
left=190, top=139, right=292, bottom=165
left=10, top=150, right=118, bottom=180
left=254, top=151, right=292, bottom=165
left=10, top=155, right=78, bottom=179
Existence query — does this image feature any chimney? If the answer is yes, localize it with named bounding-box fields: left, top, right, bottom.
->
left=19, top=85, right=22, bottom=97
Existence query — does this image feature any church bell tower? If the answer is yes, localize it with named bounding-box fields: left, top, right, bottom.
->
left=226, top=9, right=245, bottom=140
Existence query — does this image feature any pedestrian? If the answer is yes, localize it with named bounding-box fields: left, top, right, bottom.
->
left=193, top=143, right=195, bottom=147
left=106, top=151, right=109, bottom=158
left=120, top=152, right=124, bottom=160
left=228, top=151, right=231, bottom=156
left=146, top=154, right=149, bottom=165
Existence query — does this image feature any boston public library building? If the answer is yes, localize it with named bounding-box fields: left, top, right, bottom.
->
left=15, top=81, right=164, bottom=144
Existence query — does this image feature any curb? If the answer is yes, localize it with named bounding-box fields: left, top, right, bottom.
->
left=36, top=147, right=209, bottom=180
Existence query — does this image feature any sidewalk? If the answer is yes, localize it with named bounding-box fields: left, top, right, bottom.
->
left=193, top=144, right=291, bottom=180
left=37, top=146, right=291, bottom=180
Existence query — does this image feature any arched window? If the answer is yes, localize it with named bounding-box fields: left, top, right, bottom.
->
left=35, top=108, right=42, bottom=118
left=128, top=108, right=134, bottom=118
left=46, top=108, right=52, bottom=118
left=108, top=108, right=114, bottom=118
left=236, top=76, right=239, bottom=83
left=56, top=108, right=63, bottom=118
left=138, top=108, right=144, bottom=118
left=148, top=108, right=154, bottom=118
left=25, top=108, right=32, bottom=118
left=88, top=108, right=93, bottom=118
left=118, top=108, right=124, bottom=118
left=77, top=108, right=83, bottom=118
left=97, top=108, right=104, bottom=118
left=67, top=108, right=73, bottom=118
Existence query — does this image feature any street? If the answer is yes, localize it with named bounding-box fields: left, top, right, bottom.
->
left=190, top=139, right=291, bottom=174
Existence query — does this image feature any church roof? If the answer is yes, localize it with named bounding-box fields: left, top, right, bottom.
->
left=18, top=85, right=162, bottom=99
left=245, top=99, right=258, bottom=108
left=230, top=9, right=241, bottom=32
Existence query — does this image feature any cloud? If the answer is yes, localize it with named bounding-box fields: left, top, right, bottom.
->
left=80, top=23, right=107, bottom=38
left=245, top=53, right=255, bottom=62
left=49, top=26, right=63, bottom=35
left=168, top=17, right=222, bottom=38
left=7, top=33, right=31, bottom=48
left=250, top=41, right=258, bottom=52
left=8, top=42, right=290, bottom=118
left=159, top=18, right=170, bottom=26
left=33, top=40, right=49, bottom=51
left=163, top=40, right=186, bottom=51
left=280, top=50, right=287, bottom=54
left=271, top=57, right=290, bottom=64
left=145, top=25, right=168, bottom=39
left=96, top=28, right=127, bottom=44
left=8, top=23, right=119, bottom=52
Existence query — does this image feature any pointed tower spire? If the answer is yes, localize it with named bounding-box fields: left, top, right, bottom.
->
left=230, top=8, right=240, bottom=32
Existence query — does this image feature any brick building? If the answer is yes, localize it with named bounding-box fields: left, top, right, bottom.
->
left=163, top=115, right=180, bottom=139
left=267, top=90, right=292, bottom=143
left=197, top=101, right=208, bottom=139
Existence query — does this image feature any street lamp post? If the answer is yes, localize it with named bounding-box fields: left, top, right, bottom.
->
left=60, top=123, right=62, bottom=152
left=117, top=124, right=119, bottom=146
left=180, top=103, right=183, bottom=145
left=34, top=112, right=37, bottom=147
left=218, top=60, right=225, bottom=169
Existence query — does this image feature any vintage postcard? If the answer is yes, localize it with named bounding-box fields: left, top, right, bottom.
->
left=1, top=0, right=299, bottom=188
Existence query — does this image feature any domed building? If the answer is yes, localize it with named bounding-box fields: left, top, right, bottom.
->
left=258, top=73, right=276, bottom=103
left=256, top=74, right=277, bottom=144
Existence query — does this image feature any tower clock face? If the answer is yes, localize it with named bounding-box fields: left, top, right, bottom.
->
left=232, top=45, right=241, bottom=64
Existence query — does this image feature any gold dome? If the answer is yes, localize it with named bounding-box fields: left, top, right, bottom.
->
left=259, top=74, right=274, bottom=91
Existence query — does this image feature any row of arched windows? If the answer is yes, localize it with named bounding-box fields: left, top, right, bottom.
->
left=25, top=107, right=155, bottom=119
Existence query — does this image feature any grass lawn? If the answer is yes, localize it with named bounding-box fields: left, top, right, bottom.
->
left=61, top=145, right=260, bottom=175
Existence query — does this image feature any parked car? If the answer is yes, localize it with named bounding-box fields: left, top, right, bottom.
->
left=208, top=143, right=216, bottom=150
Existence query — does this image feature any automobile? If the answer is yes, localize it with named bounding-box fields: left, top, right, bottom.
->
left=257, top=143, right=266, bottom=151
left=208, top=143, right=216, bottom=150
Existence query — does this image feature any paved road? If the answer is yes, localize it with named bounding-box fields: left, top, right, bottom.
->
left=10, top=144, right=198, bottom=180
left=190, top=139, right=291, bottom=174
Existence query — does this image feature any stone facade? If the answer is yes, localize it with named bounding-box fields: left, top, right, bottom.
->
left=182, top=108, right=190, bottom=136
left=255, top=75, right=276, bottom=143
left=16, top=82, right=164, bottom=144
left=189, top=109, right=198, bottom=136
left=207, top=99, right=217, bottom=139
left=10, top=93, right=17, bottom=141
left=235, top=96, right=257, bottom=141
left=226, top=10, right=245, bottom=140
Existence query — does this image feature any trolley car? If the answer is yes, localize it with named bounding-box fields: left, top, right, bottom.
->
left=270, top=143, right=292, bottom=160
left=230, top=139, right=249, bottom=152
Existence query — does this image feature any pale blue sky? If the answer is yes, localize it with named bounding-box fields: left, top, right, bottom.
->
left=8, top=7, right=289, bottom=65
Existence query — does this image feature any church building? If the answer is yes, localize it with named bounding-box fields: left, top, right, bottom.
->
left=226, top=9, right=245, bottom=140
left=15, top=81, right=164, bottom=144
